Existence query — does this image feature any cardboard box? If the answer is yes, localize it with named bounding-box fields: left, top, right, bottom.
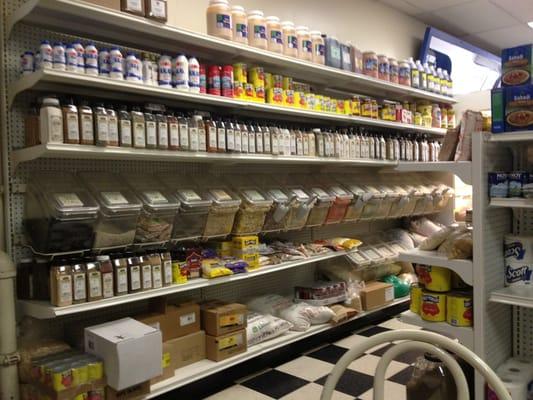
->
left=25, top=380, right=105, bottom=400
left=232, top=235, right=259, bottom=251
left=360, top=281, right=394, bottom=311
left=167, top=330, right=206, bottom=370
left=150, top=341, right=174, bottom=385
left=85, top=0, right=120, bottom=11
left=504, top=84, right=533, bottom=132
left=201, top=302, right=247, bottom=336
left=106, top=381, right=150, bottom=400
left=233, top=251, right=260, bottom=269
left=206, top=329, right=247, bottom=362
left=502, top=44, right=533, bottom=87
left=491, top=88, right=505, bottom=133
left=136, top=302, right=200, bottom=341
left=85, top=318, right=162, bottom=391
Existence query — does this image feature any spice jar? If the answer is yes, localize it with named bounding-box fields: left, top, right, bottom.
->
left=106, top=104, right=119, bottom=147
left=362, top=51, right=378, bottom=78
left=144, top=106, right=157, bottom=149
left=206, top=0, right=233, bottom=40
left=281, top=21, right=298, bottom=57
left=139, top=254, right=153, bottom=291
left=126, top=254, right=142, bottom=293
left=149, top=253, right=163, bottom=289
left=389, top=57, right=399, bottom=84
left=71, top=262, right=87, bottom=304
left=377, top=54, right=390, bottom=81
left=40, top=97, right=63, bottom=144
left=145, top=0, right=167, bottom=23
left=266, top=16, right=283, bottom=53
left=79, top=100, right=94, bottom=145
left=248, top=10, right=267, bottom=50
left=205, top=118, right=218, bottom=153
left=86, top=261, right=103, bottom=301
left=310, top=31, right=325, bottom=65
left=296, top=26, right=312, bottom=61
left=111, top=254, right=128, bottom=296
left=62, top=98, right=79, bottom=144
left=153, top=105, right=168, bottom=150
left=96, top=255, right=114, bottom=299
left=167, top=111, right=180, bottom=150
left=131, top=106, right=146, bottom=149
left=231, top=6, right=248, bottom=44
left=25, top=103, right=40, bottom=147
left=118, top=105, right=132, bottom=147
left=160, top=251, right=173, bottom=286
left=50, top=262, right=72, bottom=307
left=93, top=103, right=109, bottom=146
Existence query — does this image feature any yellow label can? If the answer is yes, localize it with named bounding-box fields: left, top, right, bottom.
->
left=409, top=283, right=423, bottom=314
left=418, top=265, right=451, bottom=293
left=421, top=291, right=446, bottom=322
left=233, top=63, right=247, bottom=84
left=446, top=292, right=473, bottom=327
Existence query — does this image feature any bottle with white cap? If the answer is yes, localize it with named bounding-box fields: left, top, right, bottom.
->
left=265, top=16, right=283, bottom=53
left=39, top=40, right=53, bottom=69
left=72, top=41, right=85, bottom=73
left=65, top=45, right=78, bottom=72
left=189, top=56, right=200, bottom=93
left=52, top=42, right=66, bottom=71
left=173, top=54, right=189, bottom=91
left=126, top=52, right=142, bottom=82
left=84, top=42, right=99, bottom=76
left=109, top=48, right=124, bottom=80
left=98, top=48, right=110, bottom=77
left=248, top=10, right=267, bottom=49
left=158, top=55, right=172, bottom=88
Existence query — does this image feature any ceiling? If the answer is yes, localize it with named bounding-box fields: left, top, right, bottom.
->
left=378, top=0, right=533, bottom=54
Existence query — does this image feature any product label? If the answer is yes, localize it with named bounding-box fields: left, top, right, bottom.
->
left=220, top=313, right=244, bottom=327
left=217, top=128, right=226, bottom=150
left=236, top=23, right=248, bottom=38
left=96, top=115, right=108, bottom=142
left=55, top=193, right=83, bottom=208
left=146, top=121, right=157, bottom=146
left=120, top=120, right=132, bottom=145
left=399, top=66, right=410, bottom=80
left=49, top=115, right=63, bottom=142
left=59, top=276, right=72, bottom=304
left=378, top=62, right=389, bottom=75
left=208, top=127, right=217, bottom=148
left=126, top=0, right=143, bottom=12
left=163, top=260, right=172, bottom=284
left=117, top=267, right=128, bottom=293
left=256, top=133, right=263, bottom=153
left=134, top=122, right=146, bottom=147
left=316, top=44, right=325, bottom=57
left=216, top=13, right=231, bottom=29
left=130, top=265, right=141, bottom=290
left=102, top=272, right=113, bottom=298
left=271, top=135, right=279, bottom=154
left=287, top=35, right=298, bottom=49
left=302, top=40, right=312, bottom=53
left=108, top=117, right=118, bottom=143
left=81, top=116, right=94, bottom=142
left=169, top=123, right=179, bottom=147
left=89, top=272, right=102, bottom=298
left=254, top=24, right=267, bottom=39
left=242, top=131, right=249, bottom=152
left=151, top=0, right=166, bottom=18
left=271, top=30, right=282, bottom=44
left=189, top=127, right=199, bottom=151
left=249, top=132, right=256, bottom=152
left=143, top=190, right=167, bottom=204
left=179, top=189, right=202, bottom=202
left=218, top=333, right=243, bottom=350
left=101, top=191, right=128, bottom=205
left=226, top=128, right=235, bottom=150
left=157, top=122, right=168, bottom=147
left=126, top=58, right=142, bottom=80
left=142, top=265, right=153, bottom=289
left=73, top=273, right=86, bottom=301
left=364, top=58, right=377, bottom=71
left=158, top=57, right=172, bottom=86
left=179, top=124, right=189, bottom=148
left=180, top=312, right=196, bottom=327
left=152, top=265, right=163, bottom=289
left=234, top=130, right=242, bottom=152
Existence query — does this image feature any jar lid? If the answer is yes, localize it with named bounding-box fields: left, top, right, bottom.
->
left=42, top=97, right=60, bottom=106
left=265, top=16, right=280, bottom=23
left=247, top=10, right=264, bottom=17
left=309, top=30, right=322, bottom=36
left=295, top=25, right=309, bottom=32
left=231, top=5, right=245, bottom=12
left=209, top=0, right=229, bottom=5
left=281, top=21, right=295, bottom=27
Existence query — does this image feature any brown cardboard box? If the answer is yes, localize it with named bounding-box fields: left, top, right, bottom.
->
left=166, top=330, right=206, bottom=370
left=360, top=281, right=394, bottom=311
left=106, top=381, right=150, bottom=400
left=201, top=302, right=247, bottom=336
left=25, top=380, right=105, bottom=400
left=84, top=0, right=120, bottom=11
left=206, top=329, right=247, bottom=362
left=135, top=302, right=200, bottom=341
left=150, top=341, right=174, bottom=385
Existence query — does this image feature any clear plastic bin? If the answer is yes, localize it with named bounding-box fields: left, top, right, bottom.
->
left=262, top=187, right=293, bottom=232
left=404, top=184, right=429, bottom=216
left=285, top=186, right=316, bottom=230
left=325, top=185, right=353, bottom=224
left=79, top=172, right=142, bottom=249
left=359, top=185, right=386, bottom=220
left=417, top=184, right=437, bottom=214
left=231, top=186, right=273, bottom=235
left=306, top=186, right=334, bottom=227
left=430, top=183, right=454, bottom=212
left=342, top=183, right=371, bottom=222
left=388, top=185, right=411, bottom=218
left=25, top=172, right=99, bottom=253
left=203, top=187, right=241, bottom=238
left=123, top=174, right=180, bottom=244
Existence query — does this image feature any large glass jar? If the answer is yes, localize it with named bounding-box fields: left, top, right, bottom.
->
left=406, top=353, right=457, bottom=400
left=79, top=172, right=142, bottom=249
left=123, top=174, right=180, bottom=244
left=206, top=0, right=233, bottom=40
left=247, top=10, right=267, bottom=50
left=25, top=172, right=99, bottom=253
left=231, top=185, right=273, bottom=235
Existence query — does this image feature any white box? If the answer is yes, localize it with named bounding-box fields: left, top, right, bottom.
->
left=84, top=317, right=162, bottom=391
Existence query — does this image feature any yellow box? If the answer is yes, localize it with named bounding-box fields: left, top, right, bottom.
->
left=267, top=88, right=284, bottom=105
left=234, top=252, right=260, bottom=269
left=232, top=235, right=259, bottom=250
left=214, top=241, right=233, bottom=257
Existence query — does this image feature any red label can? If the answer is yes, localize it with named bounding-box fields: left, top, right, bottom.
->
left=221, top=65, right=234, bottom=98
left=207, top=65, right=221, bottom=96
left=199, top=64, right=207, bottom=94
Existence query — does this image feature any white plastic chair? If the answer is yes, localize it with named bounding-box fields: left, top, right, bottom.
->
left=320, top=329, right=511, bottom=400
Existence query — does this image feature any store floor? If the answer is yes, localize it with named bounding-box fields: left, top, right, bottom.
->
left=204, top=317, right=421, bottom=400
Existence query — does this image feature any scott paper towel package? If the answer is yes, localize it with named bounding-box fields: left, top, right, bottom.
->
left=505, top=236, right=533, bottom=286
left=487, top=357, right=533, bottom=399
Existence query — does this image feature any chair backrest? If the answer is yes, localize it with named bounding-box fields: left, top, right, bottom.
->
left=320, top=329, right=511, bottom=400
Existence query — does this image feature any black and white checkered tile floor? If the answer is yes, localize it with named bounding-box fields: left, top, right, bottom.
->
left=205, top=317, right=423, bottom=400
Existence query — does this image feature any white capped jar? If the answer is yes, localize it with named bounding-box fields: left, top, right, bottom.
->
left=281, top=21, right=298, bottom=58
left=40, top=97, right=63, bottom=144
left=310, top=30, right=325, bottom=65
left=231, top=5, right=248, bottom=44
left=206, top=0, right=233, bottom=41
left=296, top=26, right=312, bottom=61
left=248, top=10, right=267, bottom=50
left=266, top=16, right=283, bottom=53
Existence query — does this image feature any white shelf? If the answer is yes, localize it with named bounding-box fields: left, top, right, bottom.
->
left=490, top=286, right=533, bottom=308
left=399, top=310, right=474, bottom=350
left=490, top=198, right=533, bottom=209
left=7, top=0, right=455, bottom=105
left=17, top=251, right=349, bottom=319
left=147, top=297, right=409, bottom=398
left=8, top=70, right=447, bottom=136
left=398, top=249, right=473, bottom=286
left=395, top=161, right=472, bottom=184
left=488, top=131, right=533, bottom=142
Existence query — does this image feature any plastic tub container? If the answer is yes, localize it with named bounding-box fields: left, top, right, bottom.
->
left=387, top=185, right=411, bottom=218
left=261, top=186, right=293, bottom=232
left=358, top=185, right=385, bottom=220
left=403, top=184, right=427, bottom=216
left=203, top=186, right=241, bottom=238
left=123, top=174, right=180, bottom=244
left=25, top=172, right=99, bottom=253
left=305, top=186, right=335, bottom=227
left=430, top=183, right=454, bottom=212
left=324, top=185, right=353, bottom=224
left=417, top=184, right=437, bottom=214
left=341, top=183, right=369, bottom=222
left=206, top=0, right=233, bottom=40
left=377, top=185, right=403, bottom=219
left=79, top=172, right=142, bottom=249
left=231, top=186, right=273, bottom=235
left=284, top=186, right=316, bottom=230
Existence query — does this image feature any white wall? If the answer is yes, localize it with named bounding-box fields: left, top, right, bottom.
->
left=168, top=0, right=428, bottom=60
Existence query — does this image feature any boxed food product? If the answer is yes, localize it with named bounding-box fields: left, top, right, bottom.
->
left=206, top=329, right=247, bottom=362
left=150, top=341, right=174, bottom=385
left=135, top=302, right=200, bottom=341
left=504, top=84, right=533, bottom=132
left=233, top=251, right=260, bottom=269
left=491, top=88, right=505, bottom=133
left=84, top=318, right=162, bottom=390
left=359, top=281, right=394, bottom=311
left=294, top=281, right=347, bottom=306
left=232, top=235, right=259, bottom=251
left=502, top=44, right=533, bottom=87
left=201, top=301, right=247, bottom=336
left=106, top=381, right=150, bottom=400
left=165, top=330, right=206, bottom=370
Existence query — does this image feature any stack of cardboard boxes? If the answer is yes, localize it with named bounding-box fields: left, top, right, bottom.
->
left=232, top=236, right=260, bottom=269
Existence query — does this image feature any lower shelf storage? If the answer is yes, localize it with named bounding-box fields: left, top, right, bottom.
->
left=490, top=286, right=533, bottom=308
left=399, top=310, right=474, bottom=350
left=147, top=297, right=409, bottom=398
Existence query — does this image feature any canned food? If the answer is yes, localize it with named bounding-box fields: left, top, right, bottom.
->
left=234, top=81, right=245, bottom=99
left=71, top=360, right=89, bottom=386
left=414, top=112, right=422, bottom=126
left=51, top=364, right=74, bottom=391
left=446, top=292, right=473, bottom=327
left=416, top=265, right=451, bottom=292
left=421, top=291, right=446, bottom=322
left=272, top=74, right=283, bottom=88
left=344, top=99, right=351, bottom=115
left=267, top=87, right=283, bottom=104
left=337, top=99, right=345, bottom=114
left=244, top=83, right=255, bottom=98
left=207, top=65, right=221, bottom=96
left=233, top=63, right=247, bottom=83
left=264, top=72, right=272, bottom=89
left=199, top=64, right=207, bottom=94
left=249, top=66, right=265, bottom=88
left=87, top=358, right=104, bottom=381
left=283, top=76, right=293, bottom=90
left=362, top=98, right=372, bottom=118
left=255, top=85, right=265, bottom=100
left=284, top=90, right=295, bottom=107
left=371, top=99, right=379, bottom=119
left=351, top=96, right=361, bottom=116
left=296, top=91, right=307, bottom=108
left=410, top=283, right=423, bottom=314
left=221, top=65, right=234, bottom=98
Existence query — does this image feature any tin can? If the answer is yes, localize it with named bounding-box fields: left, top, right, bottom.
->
left=264, top=72, right=272, bottom=90
left=421, top=291, right=446, bottom=322
left=244, top=83, right=255, bottom=98
left=508, top=171, right=528, bottom=198
left=284, top=90, right=295, bottom=107
left=488, top=172, right=509, bottom=198
left=409, top=283, right=423, bottom=314
left=255, top=85, right=265, bottom=101
left=272, top=74, right=283, bottom=88
left=233, top=63, right=247, bottom=83
left=414, top=112, right=422, bottom=126
left=416, top=265, right=451, bottom=292
left=371, top=99, right=379, bottom=119
left=207, top=65, right=221, bottom=96
left=362, top=98, right=372, bottom=118
left=267, top=88, right=283, bottom=104
left=283, top=76, right=293, bottom=90
left=51, top=364, right=74, bottom=391
left=199, top=64, right=207, bottom=94
left=71, top=360, right=89, bottom=386
left=351, top=96, right=361, bottom=116
left=234, top=81, right=244, bottom=99
left=446, top=291, right=473, bottom=327
left=249, top=66, right=265, bottom=88
left=299, top=92, right=308, bottom=108
left=337, top=99, right=345, bottom=114
left=221, top=65, right=234, bottom=98
left=87, top=358, right=104, bottom=381
left=344, top=100, right=351, bottom=115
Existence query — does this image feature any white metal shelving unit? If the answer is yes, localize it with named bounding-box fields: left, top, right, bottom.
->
left=0, top=1, right=468, bottom=399
left=490, top=198, right=533, bottom=209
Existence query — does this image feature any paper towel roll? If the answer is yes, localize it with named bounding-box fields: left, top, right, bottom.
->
left=505, top=235, right=533, bottom=264
left=505, top=261, right=533, bottom=286
left=507, top=358, right=533, bottom=379
left=500, top=374, right=528, bottom=399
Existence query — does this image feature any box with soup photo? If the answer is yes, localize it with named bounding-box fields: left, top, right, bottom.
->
left=505, top=84, right=533, bottom=132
